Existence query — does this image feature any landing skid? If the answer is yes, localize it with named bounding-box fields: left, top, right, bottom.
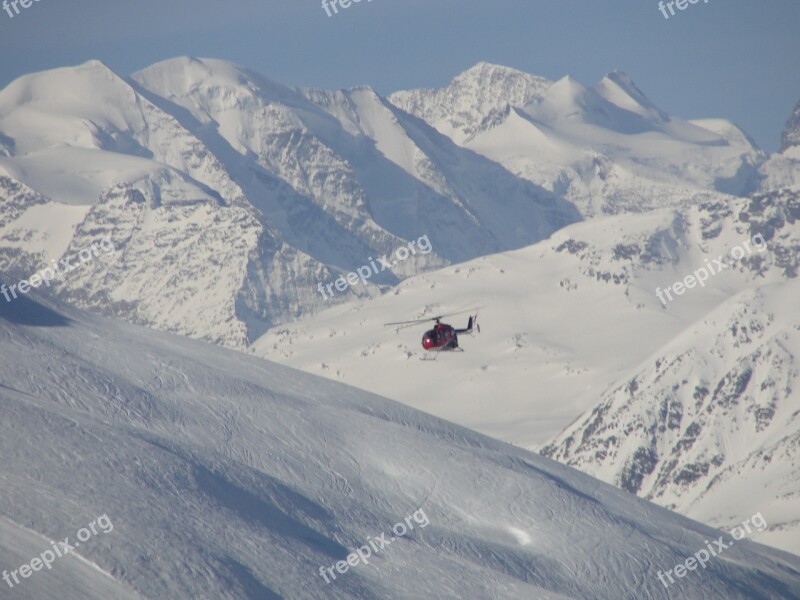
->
left=420, top=348, right=464, bottom=361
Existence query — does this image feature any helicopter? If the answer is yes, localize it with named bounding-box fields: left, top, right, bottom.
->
left=385, top=309, right=481, bottom=358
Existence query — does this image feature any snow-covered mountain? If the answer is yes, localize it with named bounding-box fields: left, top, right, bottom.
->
left=132, top=58, right=577, bottom=263
left=253, top=188, right=800, bottom=553
left=1, top=58, right=784, bottom=351
left=0, top=58, right=577, bottom=348
left=3, top=292, right=800, bottom=599
left=539, top=187, right=800, bottom=555
left=390, top=63, right=765, bottom=216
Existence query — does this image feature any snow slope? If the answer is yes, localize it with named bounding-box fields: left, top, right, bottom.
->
left=2, top=292, right=800, bottom=599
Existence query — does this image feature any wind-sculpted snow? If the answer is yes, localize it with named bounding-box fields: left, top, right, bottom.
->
left=2, top=294, right=800, bottom=599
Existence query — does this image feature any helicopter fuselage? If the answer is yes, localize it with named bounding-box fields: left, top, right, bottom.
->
left=422, top=322, right=458, bottom=350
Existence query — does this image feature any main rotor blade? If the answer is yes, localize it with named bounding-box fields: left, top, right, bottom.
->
left=384, top=317, right=435, bottom=326
left=384, top=306, right=484, bottom=327
left=437, top=306, right=484, bottom=318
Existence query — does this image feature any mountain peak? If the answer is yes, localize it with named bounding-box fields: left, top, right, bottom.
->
left=134, top=56, right=248, bottom=86
left=0, top=59, right=132, bottom=125
left=603, top=69, right=637, bottom=89
left=594, top=69, right=668, bottom=121
left=1, top=58, right=121, bottom=94
left=132, top=56, right=302, bottom=114
left=552, top=74, right=584, bottom=88
left=458, top=61, right=527, bottom=77
left=781, top=98, right=800, bottom=153
left=77, top=58, right=114, bottom=72
left=453, top=61, right=550, bottom=88
left=602, top=70, right=649, bottom=100
left=388, top=61, right=552, bottom=143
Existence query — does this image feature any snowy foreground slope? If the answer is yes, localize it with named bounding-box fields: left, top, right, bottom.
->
left=2, top=296, right=800, bottom=599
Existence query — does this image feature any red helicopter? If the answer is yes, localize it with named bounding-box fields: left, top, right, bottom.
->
left=385, top=309, right=480, bottom=357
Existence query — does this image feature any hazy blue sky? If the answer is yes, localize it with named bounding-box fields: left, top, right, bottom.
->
left=1, top=0, right=798, bottom=150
